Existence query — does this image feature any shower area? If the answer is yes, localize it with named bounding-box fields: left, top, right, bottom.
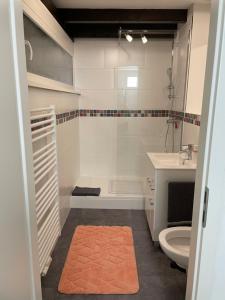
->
left=75, top=28, right=189, bottom=201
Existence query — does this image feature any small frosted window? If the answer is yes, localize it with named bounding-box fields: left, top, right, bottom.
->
left=23, top=15, right=73, bottom=85
left=127, top=77, right=138, bottom=88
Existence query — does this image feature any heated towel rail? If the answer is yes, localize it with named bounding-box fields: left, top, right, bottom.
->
left=30, top=106, right=60, bottom=275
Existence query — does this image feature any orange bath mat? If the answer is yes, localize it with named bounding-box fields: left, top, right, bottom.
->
left=58, top=225, right=139, bottom=295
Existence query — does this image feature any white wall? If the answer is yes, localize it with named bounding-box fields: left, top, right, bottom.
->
left=29, top=88, right=80, bottom=227
left=186, top=3, right=211, bottom=115
left=75, top=38, right=177, bottom=178
left=173, top=4, right=210, bottom=147
left=182, top=122, right=200, bottom=145
left=184, top=4, right=210, bottom=146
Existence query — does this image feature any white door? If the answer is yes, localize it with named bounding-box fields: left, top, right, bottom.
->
left=0, top=1, right=41, bottom=300
left=186, top=0, right=225, bottom=299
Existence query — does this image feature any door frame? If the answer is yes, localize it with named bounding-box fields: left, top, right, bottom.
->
left=0, top=1, right=42, bottom=299
left=186, top=0, right=225, bottom=299
left=5, top=0, right=225, bottom=299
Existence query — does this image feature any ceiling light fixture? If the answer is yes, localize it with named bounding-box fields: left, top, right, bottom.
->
left=141, top=35, right=148, bottom=44
left=125, top=33, right=133, bottom=43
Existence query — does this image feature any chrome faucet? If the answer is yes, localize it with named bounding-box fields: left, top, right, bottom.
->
left=179, top=144, right=194, bottom=164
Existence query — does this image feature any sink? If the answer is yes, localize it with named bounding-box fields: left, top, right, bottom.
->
left=147, top=153, right=197, bottom=170
left=145, top=152, right=196, bottom=241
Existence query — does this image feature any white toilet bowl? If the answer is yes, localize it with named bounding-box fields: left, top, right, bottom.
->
left=159, top=226, right=191, bottom=269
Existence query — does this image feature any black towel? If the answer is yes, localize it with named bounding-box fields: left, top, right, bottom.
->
left=168, top=182, right=195, bottom=225
left=72, top=186, right=101, bottom=196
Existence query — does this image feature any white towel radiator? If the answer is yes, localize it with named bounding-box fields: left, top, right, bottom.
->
left=30, top=106, right=60, bottom=275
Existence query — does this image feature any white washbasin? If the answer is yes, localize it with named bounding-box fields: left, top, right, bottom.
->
left=147, top=153, right=197, bottom=170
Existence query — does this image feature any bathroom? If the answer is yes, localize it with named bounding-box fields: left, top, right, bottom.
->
left=3, top=0, right=225, bottom=300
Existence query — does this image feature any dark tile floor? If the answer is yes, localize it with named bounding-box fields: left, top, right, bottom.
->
left=42, top=209, right=187, bottom=300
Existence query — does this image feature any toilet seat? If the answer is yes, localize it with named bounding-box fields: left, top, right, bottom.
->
left=159, top=227, right=191, bottom=269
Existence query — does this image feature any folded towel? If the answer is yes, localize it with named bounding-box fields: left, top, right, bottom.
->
left=72, top=186, right=101, bottom=197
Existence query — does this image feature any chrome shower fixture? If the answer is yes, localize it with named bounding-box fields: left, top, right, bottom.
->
left=167, top=67, right=175, bottom=99
left=119, top=28, right=149, bottom=44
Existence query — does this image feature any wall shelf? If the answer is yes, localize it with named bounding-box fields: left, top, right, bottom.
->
left=27, top=72, right=80, bottom=95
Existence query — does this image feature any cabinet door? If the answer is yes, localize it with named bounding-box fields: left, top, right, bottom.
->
left=145, top=197, right=155, bottom=238
left=23, top=15, right=73, bottom=85
left=145, top=175, right=155, bottom=239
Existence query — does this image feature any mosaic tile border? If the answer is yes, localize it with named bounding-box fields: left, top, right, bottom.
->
left=79, top=109, right=169, bottom=117
left=56, top=110, right=79, bottom=125
left=55, top=109, right=201, bottom=126
left=170, top=111, right=201, bottom=126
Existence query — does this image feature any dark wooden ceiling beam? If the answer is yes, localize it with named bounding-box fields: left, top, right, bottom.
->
left=65, top=23, right=177, bottom=32
left=39, top=6, right=185, bottom=38
left=57, top=9, right=187, bottom=24
left=64, top=23, right=177, bottom=38
left=72, top=31, right=174, bottom=39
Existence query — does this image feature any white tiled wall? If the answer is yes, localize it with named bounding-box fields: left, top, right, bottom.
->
left=115, top=118, right=171, bottom=177
left=75, top=39, right=172, bottom=110
left=29, top=87, right=80, bottom=227
left=79, top=116, right=173, bottom=178
left=75, top=38, right=179, bottom=178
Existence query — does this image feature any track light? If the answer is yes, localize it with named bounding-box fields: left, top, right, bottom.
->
left=141, top=35, right=148, bottom=44
left=125, top=33, right=133, bottom=42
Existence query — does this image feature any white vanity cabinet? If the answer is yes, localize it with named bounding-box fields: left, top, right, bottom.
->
left=145, top=153, right=196, bottom=242
left=145, top=173, right=157, bottom=241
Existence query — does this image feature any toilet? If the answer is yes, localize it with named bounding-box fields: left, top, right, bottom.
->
left=159, top=226, right=191, bottom=269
